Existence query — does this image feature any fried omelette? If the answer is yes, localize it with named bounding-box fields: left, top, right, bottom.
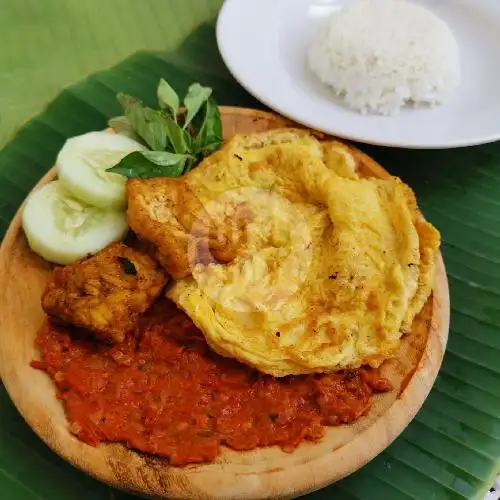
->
left=127, top=129, right=440, bottom=376
left=42, top=242, right=167, bottom=343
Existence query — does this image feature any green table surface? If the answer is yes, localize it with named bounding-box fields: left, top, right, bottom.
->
left=0, top=1, right=499, bottom=500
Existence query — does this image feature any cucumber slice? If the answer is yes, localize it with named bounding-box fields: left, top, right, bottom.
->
left=57, top=130, right=146, bottom=208
left=22, top=181, right=128, bottom=265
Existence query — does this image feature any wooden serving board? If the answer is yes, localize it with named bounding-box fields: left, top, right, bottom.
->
left=0, top=108, right=449, bottom=500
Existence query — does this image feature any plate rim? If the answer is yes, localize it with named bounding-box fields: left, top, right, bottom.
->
left=0, top=106, right=450, bottom=499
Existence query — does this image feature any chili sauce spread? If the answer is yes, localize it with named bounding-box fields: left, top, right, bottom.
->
left=32, top=299, right=390, bottom=466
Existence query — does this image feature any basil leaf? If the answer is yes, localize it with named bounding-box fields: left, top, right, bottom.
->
left=107, top=115, right=142, bottom=142
left=117, top=93, right=167, bottom=150
left=182, top=127, right=193, bottom=151
left=183, top=83, right=212, bottom=129
left=160, top=111, right=189, bottom=154
left=196, top=97, right=223, bottom=156
left=140, top=150, right=192, bottom=167
left=157, top=79, right=180, bottom=117
left=108, top=151, right=192, bottom=179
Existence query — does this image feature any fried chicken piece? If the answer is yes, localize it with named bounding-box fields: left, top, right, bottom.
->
left=42, top=243, right=167, bottom=344
left=127, top=178, right=249, bottom=279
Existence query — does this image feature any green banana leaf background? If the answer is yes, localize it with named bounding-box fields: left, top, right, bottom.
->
left=0, top=1, right=499, bottom=499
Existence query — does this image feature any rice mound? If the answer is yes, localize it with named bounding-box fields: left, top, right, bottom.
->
left=308, top=0, right=461, bottom=115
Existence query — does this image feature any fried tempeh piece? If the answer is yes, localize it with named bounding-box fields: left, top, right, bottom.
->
left=42, top=242, right=167, bottom=343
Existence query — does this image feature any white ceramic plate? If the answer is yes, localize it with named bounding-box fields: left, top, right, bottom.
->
left=217, top=0, right=500, bottom=149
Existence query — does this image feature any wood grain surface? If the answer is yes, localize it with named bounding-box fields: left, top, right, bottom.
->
left=0, top=107, right=450, bottom=500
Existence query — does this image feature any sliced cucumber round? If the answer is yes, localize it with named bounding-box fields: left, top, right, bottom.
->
left=57, top=130, right=146, bottom=209
left=22, top=181, right=128, bottom=265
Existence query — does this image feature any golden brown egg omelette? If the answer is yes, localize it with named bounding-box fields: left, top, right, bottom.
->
left=128, top=129, right=440, bottom=376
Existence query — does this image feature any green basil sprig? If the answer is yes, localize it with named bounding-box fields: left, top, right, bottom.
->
left=107, top=79, right=222, bottom=179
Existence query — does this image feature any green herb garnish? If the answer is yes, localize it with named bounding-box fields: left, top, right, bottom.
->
left=107, top=79, right=222, bottom=179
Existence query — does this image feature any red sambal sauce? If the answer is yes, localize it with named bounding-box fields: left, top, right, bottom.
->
left=32, top=299, right=391, bottom=466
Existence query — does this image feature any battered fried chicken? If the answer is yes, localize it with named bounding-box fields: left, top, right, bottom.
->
left=126, top=178, right=250, bottom=279
left=42, top=243, right=167, bottom=343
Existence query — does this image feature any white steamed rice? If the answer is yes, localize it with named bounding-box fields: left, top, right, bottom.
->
left=308, top=0, right=461, bottom=115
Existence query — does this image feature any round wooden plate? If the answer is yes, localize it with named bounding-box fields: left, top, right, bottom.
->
left=0, top=108, right=449, bottom=500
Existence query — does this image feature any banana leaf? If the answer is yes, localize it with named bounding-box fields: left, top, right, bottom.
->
left=0, top=3, right=499, bottom=500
